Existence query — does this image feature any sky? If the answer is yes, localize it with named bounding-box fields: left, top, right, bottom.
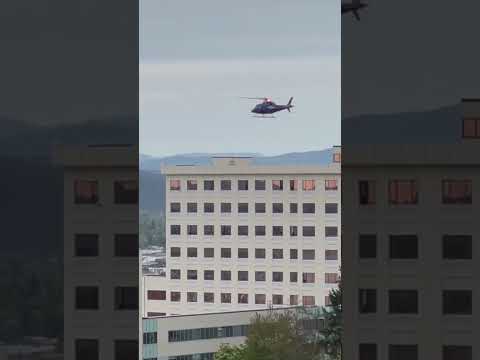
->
left=140, top=0, right=340, bottom=157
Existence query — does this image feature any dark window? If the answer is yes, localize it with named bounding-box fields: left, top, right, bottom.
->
left=114, top=287, right=138, bottom=310
left=389, top=180, right=418, bottom=205
left=389, top=290, right=418, bottom=314
left=359, top=234, right=377, bottom=259
left=359, top=180, right=376, bottom=205
left=147, top=312, right=165, bottom=317
left=204, top=180, right=214, bottom=191
left=221, top=293, right=232, bottom=303
left=359, top=343, right=377, bottom=360
left=238, top=271, right=249, bottom=281
left=204, top=248, right=214, bottom=258
left=170, top=247, right=181, bottom=257
left=221, top=180, right=231, bottom=191
left=147, top=290, right=166, bottom=300
left=170, top=269, right=180, bottom=280
left=255, top=203, right=266, bottom=213
left=75, top=286, right=98, bottom=310
left=359, top=289, right=377, bottom=313
left=302, top=272, right=315, bottom=283
left=255, top=271, right=266, bottom=282
left=187, top=292, right=197, bottom=302
left=238, top=248, right=248, bottom=258
left=272, top=180, right=283, bottom=190
left=272, top=249, right=283, bottom=259
left=238, top=180, right=248, bottom=191
left=238, top=203, right=249, bottom=213
left=171, top=292, right=180, bottom=302
left=170, top=202, right=181, bottom=212
left=303, top=203, right=315, bottom=214
left=255, top=294, right=266, bottom=304
left=114, top=340, right=138, bottom=360
left=204, top=292, right=214, bottom=303
left=169, top=179, right=181, bottom=191
left=75, top=339, right=99, bottom=360
left=204, top=202, right=214, bottom=213
left=74, top=234, right=99, bottom=257
left=114, top=180, right=138, bottom=204
left=290, top=249, right=298, bottom=259
left=463, top=118, right=480, bottom=138
left=290, top=272, right=298, bottom=283
left=325, top=179, right=338, bottom=190
left=290, top=203, right=298, bottom=213
left=255, top=226, right=266, bottom=236
left=290, top=226, right=298, bottom=237
left=74, top=179, right=99, bottom=204
left=238, top=225, right=249, bottom=236
left=187, top=225, right=197, bottom=235
left=204, top=225, right=214, bottom=235
left=255, top=180, right=266, bottom=190
left=272, top=294, right=283, bottom=305
left=272, top=226, right=283, bottom=236
left=221, top=225, right=231, bottom=236
left=389, top=235, right=418, bottom=259
left=290, top=180, right=298, bottom=191
left=325, top=226, right=338, bottom=237
left=443, top=345, right=472, bottom=360
left=325, top=203, right=338, bottom=214
left=238, top=293, right=249, bottom=304
left=442, top=180, right=472, bottom=204
left=187, top=180, right=197, bottom=190
left=187, top=247, right=197, bottom=257
left=290, top=295, right=299, bottom=305
left=443, top=235, right=472, bottom=260
left=325, top=273, right=338, bottom=284
left=443, top=290, right=472, bottom=315
left=302, top=296, right=315, bottom=306
left=204, top=270, right=214, bottom=280
left=325, top=249, right=338, bottom=260
left=272, top=203, right=283, bottom=213
left=221, top=248, right=231, bottom=258
left=303, top=249, right=315, bottom=260
left=272, top=271, right=283, bottom=282
left=114, top=234, right=138, bottom=257
left=170, top=225, right=181, bottom=235
left=255, top=248, right=266, bottom=259
left=221, top=202, right=231, bottom=213
left=187, top=202, right=197, bottom=213
left=388, top=345, right=418, bottom=360
left=303, top=226, right=315, bottom=237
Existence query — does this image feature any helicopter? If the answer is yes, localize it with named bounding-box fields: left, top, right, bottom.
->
left=242, top=97, right=294, bottom=117
left=342, top=0, right=368, bottom=20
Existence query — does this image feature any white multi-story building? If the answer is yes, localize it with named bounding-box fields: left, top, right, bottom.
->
left=343, top=99, right=480, bottom=360
left=143, top=147, right=341, bottom=316
left=54, top=145, right=139, bottom=360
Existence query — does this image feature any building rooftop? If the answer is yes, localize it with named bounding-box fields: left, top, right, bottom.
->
left=52, top=144, right=138, bottom=168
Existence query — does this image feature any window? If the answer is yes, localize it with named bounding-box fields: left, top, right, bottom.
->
left=255, top=294, right=266, bottom=304
left=272, top=249, right=283, bottom=259
left=221, top=293, right=231, bottom=303
left=114, top=286, right=138, bottom=310
left=255, top=248, right=266, bottom=259
left=333, top=152, right=341, bottom=163
left=325, top=249, right=338, bottom=260
left=204, top=202, right=214, bottom=213
left=255, top=203, right=266, bottom=213
left=75, top=286, right=98, bottom=310
left=289, top=180, right=298, bottom=191
left=272, top=180, right=283, bottom=190
left=290, top=272, right=298, bottom=283
left=359, top=180, right=376, bottom=205
left=303, top=249, right=315, bottom=260
left=325, top=296, right=332, bottom=306
left=302, top=296, right=315, bottom=306
left=170, top=202, right=181, bottom=212
left=238, top=248, right=248, bottom=258
left=221, top=271, right=231, bottom=281
left=238, top=202, right=249, bottom=213
left=221, top=225, right=231, bottom=236
left=74, top=179, right=99, bottom=204
left=204, top=225, right=214, bottom=235
left=114, top=340, right=138, bottom=360
left=221, top=248, right=231, bottom=258
left=255, top=271, right=266, bottom=282
left=187, top=292, right=197, bottom=302
left=325, top=273, right=338, bottom=284
left=442, top=180, right=472, bottom=204
left=74, top=234, right=99, bottom=257
left=255, top=180, right=266, bottom=190
left=359, top=234, right=377, bottom=259
left=303, top=226, right=315, bottom=237
left=272, top=272, right=283, bottom=282
left=204, top=248, right=214, bottom=258
left=290, top=203, right=298, bottom=213
left=359, top=289, right=376, bottom=313
left=204, top=292, right=214, bottom=303
left=238, top=225, right=249, bottom=236
left=187, top=202, right=197, bottom=213
left=204, top=270, right=214, bottom=280
left=143, top=332, right=158, bottom=344
left=290, top=249, right=298, bottom=259
left=290, top=226, right=298, bottom=237
left=443, top=235, right=472, bottom=260
left=170, top=269, right=181, bottom=280
left=272, top=295, right=283, bottom=305
left=171, top=292, right=181, bottom=302
left=220, top=180, right=231, bottom=191
left=325, top=179, right=338, bottom=190
left=389, top=235, right=418, bottom=259
left=114, top=180, right=138, bottom=204
left=148, top=290, right=166, bottom=300
left=187, top=225, right=197, bottom=235
left=169, top=179, right=181, bottom=191
left=187, top=247, right=197, bottom=257
left=389, top=345, right=418, bottom=360
left=170, top=247, right=181, bottom=257
left=389, top=180, right=418, bottom=204
left=238, top=180, right=248, bottom=191
left=302, top=180, right=315, bottom=191
left=238, top=293, right=249, bottom=304
left=187, top=270, right=197, bottom=280
left=290, top=295, right=299, bottom=305
left=463, top=118, right=480, bottom=138
left=443, top=345, right=472, bottom=360
left=325, top=226, right=338, bottom=237
left=303, top=272, right=315, bottom=283
left=238, top=271, right=249, bottom=281
left=443, top=290, right=472, bottom=315
left=325, top=203, right=338, bottom=214
left=303, top=203, right=315, bottom=213
left=255, top=225, right=266, bottom=236
left=187, top=180, right=197, bottom=190
left=170, top=225, right=181, bottom=235
left=389, top=290, right=418, bottom=314
left=272, top=203, right=283, bottom=213
left=359, top=344, right=377, bottom=360
left=204, top=180, right=214, bottom=191
left=221, top=202, right=231, bottom=213
left=272, top=226, right=283, bottom=236
left=75, top=339, right=99, bottom=360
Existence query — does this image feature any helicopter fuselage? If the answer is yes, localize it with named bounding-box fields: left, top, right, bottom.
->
left=251, top=102, right=291, bottom=115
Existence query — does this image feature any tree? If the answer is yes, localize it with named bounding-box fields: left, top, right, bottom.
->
left=215, top=343, right=246, bottom=360
left=318, top=274, right=342, bottom=359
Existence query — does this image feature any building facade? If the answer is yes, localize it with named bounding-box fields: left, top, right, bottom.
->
left=144, top=147, right=341, bottom=316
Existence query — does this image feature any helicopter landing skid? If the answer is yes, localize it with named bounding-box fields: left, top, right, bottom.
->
left=252, top=115, right=276, bottom=119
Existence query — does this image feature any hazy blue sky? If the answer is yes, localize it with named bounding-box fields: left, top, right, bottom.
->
left=140, top=0, right=340, bottom=156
